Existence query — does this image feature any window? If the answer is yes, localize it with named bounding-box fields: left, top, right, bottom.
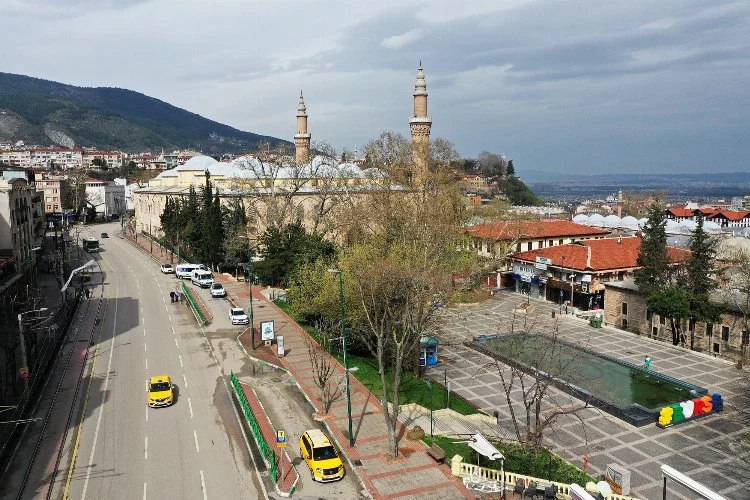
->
left=549, top=240, right=554, bottom=247
left=527, top=242, right=532, bottom=251
left=559, top=239, right=563, bottom=245
left=622, top=318, right=628, bottom=329
left=652, top=326, right=658, bottom=337
left=713, top=343, right=720, bottom=354
left=537, top=241, right=543, bottom=249
left=646, top=309, right=653, bottom=321
left=706, top=323, right=713, bottom=337
left=516, top=243, right=521, bottom=252
left=660, top=316, right=666, bottom=325
left=721, top=325, right=730, bottom=342
left=621, top=302, right=628, bottom=315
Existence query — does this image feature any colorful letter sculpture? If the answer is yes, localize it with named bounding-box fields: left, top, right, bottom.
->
left=656, top=393, right=723, bottom=428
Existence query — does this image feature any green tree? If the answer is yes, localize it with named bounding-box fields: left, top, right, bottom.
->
left=647, top=285, right=691, bottom=345
left=503, top=176, right=542, bottom=206
left=679, top=216, right=723, bottom=349
left=506, top=159, right=515, bottom=177
left=634, top=201, right=670, bottom=297
left=254, top=223, right=335, bottom=287
left=200, top=190, right=225, bottom=269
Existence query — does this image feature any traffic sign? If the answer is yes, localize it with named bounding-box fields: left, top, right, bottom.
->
left=276, top=430, right=286, bottom=447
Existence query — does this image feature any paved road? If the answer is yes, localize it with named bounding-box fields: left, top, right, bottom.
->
left=55, top=223, right=262, bottom=500
left=188, top=276, right=366, bottom=499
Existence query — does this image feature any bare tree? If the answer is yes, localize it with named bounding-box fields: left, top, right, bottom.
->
left=304, top=335, right=343, bottom=415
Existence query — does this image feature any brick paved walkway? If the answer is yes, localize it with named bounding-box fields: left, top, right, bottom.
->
left=215, top=273, right=472, bottom=499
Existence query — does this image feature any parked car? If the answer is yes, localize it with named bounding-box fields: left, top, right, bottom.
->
left=299, top=429, right=345, bottom=482
left=210, top=282, right=226, bottom=298
left=160, top=263, right=174, bottom=274
left=101, top=232, right=109, bottom=238
left=147, top=375, right=174, bottom=408
left=229, top=307, right=249, bottom=325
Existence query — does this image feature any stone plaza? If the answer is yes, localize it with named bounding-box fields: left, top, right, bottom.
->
left=426, top=290, right=750, bottom=499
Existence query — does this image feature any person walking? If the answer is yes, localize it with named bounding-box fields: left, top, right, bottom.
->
left=170, top=291, right=175, bottom=303
left=644, top=355, right=651, bottom=370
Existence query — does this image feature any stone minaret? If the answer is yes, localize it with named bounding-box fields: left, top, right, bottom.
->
left=295, top=91, right=311, bottom=164
left=409, top=62, right=432, bottom=186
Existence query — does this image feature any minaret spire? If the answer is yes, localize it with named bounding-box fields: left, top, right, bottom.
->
left=409, top=62, right=432, bottom=187
left=295, top=91, right=311, bottom=164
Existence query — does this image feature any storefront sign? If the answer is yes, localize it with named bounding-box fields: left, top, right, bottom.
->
left=581, top=274, right=592, bottom=282
left=535, top=256, right=553, bottom=265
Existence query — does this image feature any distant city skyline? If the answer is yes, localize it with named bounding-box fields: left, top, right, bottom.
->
left=2, top=0, right=748, bottom=174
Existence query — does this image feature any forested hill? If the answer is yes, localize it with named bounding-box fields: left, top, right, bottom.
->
left=0, top=72, right=288, bottom=153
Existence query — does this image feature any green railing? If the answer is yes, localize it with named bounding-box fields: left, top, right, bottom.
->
left=181, top=282, right=208, bottom=325
left=230, top=371, right=278, bottom=482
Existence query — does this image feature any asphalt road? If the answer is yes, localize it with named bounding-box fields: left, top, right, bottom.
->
left=60, top=223, right=262, bottom=500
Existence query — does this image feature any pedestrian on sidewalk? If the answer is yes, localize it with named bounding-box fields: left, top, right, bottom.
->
left=175, top=290, right=180, bottom=303
left=170, top=291, right=175, bottom=303
left=84, top=287, right=91, bottom=299
left=644, top=355, right=651, bottom=370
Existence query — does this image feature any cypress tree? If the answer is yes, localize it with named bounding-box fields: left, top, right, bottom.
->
left=634, top=201, right=670, bottom=297
left=680, top=216, right=723, bottom=349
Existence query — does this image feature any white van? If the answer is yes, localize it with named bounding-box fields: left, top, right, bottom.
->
left=191, top=269, right=213, bottom=288
left=175, top=263, right=206, bottom=279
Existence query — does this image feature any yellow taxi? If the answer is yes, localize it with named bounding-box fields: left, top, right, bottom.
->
left=299, top=429, right=345, bottom=482
left=147, top=375, right=174, bottom=408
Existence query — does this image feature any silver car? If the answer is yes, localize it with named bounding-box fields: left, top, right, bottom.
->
left=229, top=307, right=249, bottom=325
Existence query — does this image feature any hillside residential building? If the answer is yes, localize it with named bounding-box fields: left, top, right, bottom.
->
left=507, top=236, right=691, bottom=311
left=603, top=280, right=749, bottom=363
left=82, top=151, right=125, bottom=170
left=464, top=219, right=611, bottom=261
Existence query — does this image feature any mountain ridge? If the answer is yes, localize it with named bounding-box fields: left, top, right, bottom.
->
left=0, top=72, right=289, bottom=154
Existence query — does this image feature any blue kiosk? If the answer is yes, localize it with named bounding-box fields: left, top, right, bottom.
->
left=419, top=335, right=439, bottom=367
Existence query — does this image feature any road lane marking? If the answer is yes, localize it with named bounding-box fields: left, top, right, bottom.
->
left=81, top=273, right=120, bottom=500
left=174, top=338, right=179, bottom=349
left=182, top=373, right=188, bottom=388
left=145, top=358, right=148, bottom=370
left=143, top=482, right=147, bottom=500
left=200, top=470, right=207, bottom=500
left=188, top=397, right=193, bottom=419
left=144, top=342, right=147, bottom=352
left=144, top=437, right=148, bottom=459
left=178, top=354, right=183, bottom=368
left=193, top=429, right=200, bottom=453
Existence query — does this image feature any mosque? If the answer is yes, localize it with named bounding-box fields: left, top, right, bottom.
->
left=133, top=64, right=433, bottom=240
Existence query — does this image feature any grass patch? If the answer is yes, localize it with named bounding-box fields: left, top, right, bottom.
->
left=427, top=435, right=594, bottom=485
left=451, top=288, right=490, bottom=304
left=273, top=300, right=478, bottom=416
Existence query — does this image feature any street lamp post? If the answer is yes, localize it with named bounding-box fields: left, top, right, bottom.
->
left=18, top=308, right=48, bottom=393
left=425, top=379, right=434, bottom=444
left=329, top=268, right=354, bottom=447
left=239, top=235, right=255, bottom=350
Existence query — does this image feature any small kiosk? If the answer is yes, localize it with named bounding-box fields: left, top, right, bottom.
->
left=419, top=335, right=439, bottom=366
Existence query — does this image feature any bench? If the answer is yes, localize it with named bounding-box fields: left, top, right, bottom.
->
left=427, top=443, right=445, bottom=463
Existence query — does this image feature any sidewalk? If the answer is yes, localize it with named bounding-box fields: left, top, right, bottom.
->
left=216, top=273, right=472, bottom=500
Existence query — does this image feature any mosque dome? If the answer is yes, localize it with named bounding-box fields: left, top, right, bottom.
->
left=176, top=155, right=219, bottom=171
left=588, top=213, right=605, bottom=227
left=621, top=216, right=639, bottom=230
left=572, top=214, right=589, bottom=224
left=603, top=215, right=621, bottom=228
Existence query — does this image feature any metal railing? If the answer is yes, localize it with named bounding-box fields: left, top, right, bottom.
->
left=229, top=371, right=277, bottom=482
left=180, top=282, right=207, bottom=326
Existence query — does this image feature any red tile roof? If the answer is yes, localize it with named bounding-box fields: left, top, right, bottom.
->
left=708, top=209, right=750, bottom=221
left=510, top=236, right=691, bottom=271
left=667, top=207, right=695, bottom=218
left=465, top=219, right=610, bottom=241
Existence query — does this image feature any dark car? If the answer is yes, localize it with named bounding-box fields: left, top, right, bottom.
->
left=101, top=232, right=109, bottom=238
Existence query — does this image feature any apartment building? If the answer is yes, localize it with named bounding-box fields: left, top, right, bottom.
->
left=82, top=151, right=125, bottom=170
left=0, top=178, right=42, bottom=264
left=34, top=174, right=70, bottom=214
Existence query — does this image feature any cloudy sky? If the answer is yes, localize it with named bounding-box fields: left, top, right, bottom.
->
left=3, top=0, right=748, bottom=174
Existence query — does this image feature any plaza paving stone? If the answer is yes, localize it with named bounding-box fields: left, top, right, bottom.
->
left=428, top=290, right=750, bottom=499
